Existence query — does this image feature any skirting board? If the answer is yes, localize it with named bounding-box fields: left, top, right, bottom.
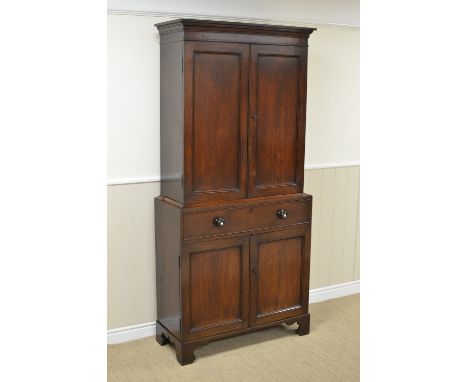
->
left=308, top=280, right=360, bottom=303
left=107, top=280, right=360, bottom=344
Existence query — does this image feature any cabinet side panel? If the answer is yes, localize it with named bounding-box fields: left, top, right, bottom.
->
left=160, top=41, right=184, bottom=203
left=155, top=197, right=181, bottom=338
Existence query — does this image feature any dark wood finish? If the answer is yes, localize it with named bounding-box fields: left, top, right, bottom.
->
left=157, top=313, right=310, bottom=365
left=157, top=19, right=315, bottom=46
left=155, top=195, right=312, bottom=365
left=189, top=247, right=242, bottom=328
left=296, top=313, right=311, bottom=336
left=183, top=195, right=311, bottom=240
left=156, top=322, right=170, bottom=346
left=256, top=237, right=302, bottom=313
left=248, top=44, right=308, bottom=197
left=154, top=197, right=182, bottom=338
left=155, top=20, right=315, bottom=365
left=175, top=341, right=196, bottom=365
left=159, top=41, right=184, bottom=203
left=156, top=20, right=314, bottom=206
left=250, top=225, right=311, bottom=326
left=184, top=41, right=249, bottom=204
left=181, top=236, right=250, bottom=340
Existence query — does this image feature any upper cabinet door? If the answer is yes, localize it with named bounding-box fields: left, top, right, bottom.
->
left=184, top=42, right=249, bottom=205
left=248, top=45, right=308, bottom=198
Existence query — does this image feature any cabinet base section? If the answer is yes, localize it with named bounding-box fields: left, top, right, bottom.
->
left=156, top=313, right=311, bottom=366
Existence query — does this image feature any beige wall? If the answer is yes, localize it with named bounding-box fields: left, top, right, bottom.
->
left=108, top=182, right=160, bottom=328
left=305, top=166, right=360, bottom=288
left=107, top=167, right=360, bottom=329
left=306, top=27, right=360, bottom=166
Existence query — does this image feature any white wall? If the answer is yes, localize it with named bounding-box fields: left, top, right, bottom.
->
left=107, top=14, right=360, bottom=183
left=306, top=28, right=360, bottom=166
left=107, top=15, right=169, bottom=183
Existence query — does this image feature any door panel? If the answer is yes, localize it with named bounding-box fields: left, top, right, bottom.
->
left=248, top=45, right=308, bottom=197
left=256, top=237, right=302, bottom=315
left=256, top=55, right=298, bottom=186
left=250, top=225, right=310, bottom=325
left=184, top=41, right=249, bottom=204
left=190, top=247, right=242, bottom=329
left=181, top=236, right=250, bottom=339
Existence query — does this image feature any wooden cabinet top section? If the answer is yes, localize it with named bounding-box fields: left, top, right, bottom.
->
left=155, top=19, right=316, bottom=46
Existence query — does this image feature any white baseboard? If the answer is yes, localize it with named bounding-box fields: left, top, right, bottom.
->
left=107, top=280, right=360, bottom=344
left=107, top=321, right=157, bottom=344
left=107, top=175, right=161, bottom=186
left=308, top=280, right=360, bottom=303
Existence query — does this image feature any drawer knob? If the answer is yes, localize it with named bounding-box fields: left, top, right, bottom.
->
left=277, top=209, right=288, bottom=219
left=213, top=217, right=226, bottom=228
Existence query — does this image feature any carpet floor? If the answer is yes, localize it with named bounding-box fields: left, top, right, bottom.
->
left=108, top=294, right=360, bottom=382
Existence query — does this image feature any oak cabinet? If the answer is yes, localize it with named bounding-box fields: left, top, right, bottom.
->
left=155, top=19, right=315, bottom=365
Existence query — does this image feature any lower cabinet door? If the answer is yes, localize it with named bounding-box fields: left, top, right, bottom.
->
left=181, top=236, right=250, bottom=340
left=250, top=225, right=311, bottom=326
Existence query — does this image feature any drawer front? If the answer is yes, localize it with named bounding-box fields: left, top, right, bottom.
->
left=183, top=198, right=310, bottom=240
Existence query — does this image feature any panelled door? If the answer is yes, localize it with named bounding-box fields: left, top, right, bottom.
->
left=249, top=225, right=310, bottom=326
left=184, top=41, right=249, bottom=204
left=181, top=236, right=250, bottom=340
left=248, top=44, right=308, bottom=198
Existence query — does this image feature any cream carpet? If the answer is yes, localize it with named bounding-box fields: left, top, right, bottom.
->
left=108, top=294, right=359, bottom=382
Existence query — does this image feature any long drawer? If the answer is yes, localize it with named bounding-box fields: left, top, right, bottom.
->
left=183, top=196, right=311, bottom=240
